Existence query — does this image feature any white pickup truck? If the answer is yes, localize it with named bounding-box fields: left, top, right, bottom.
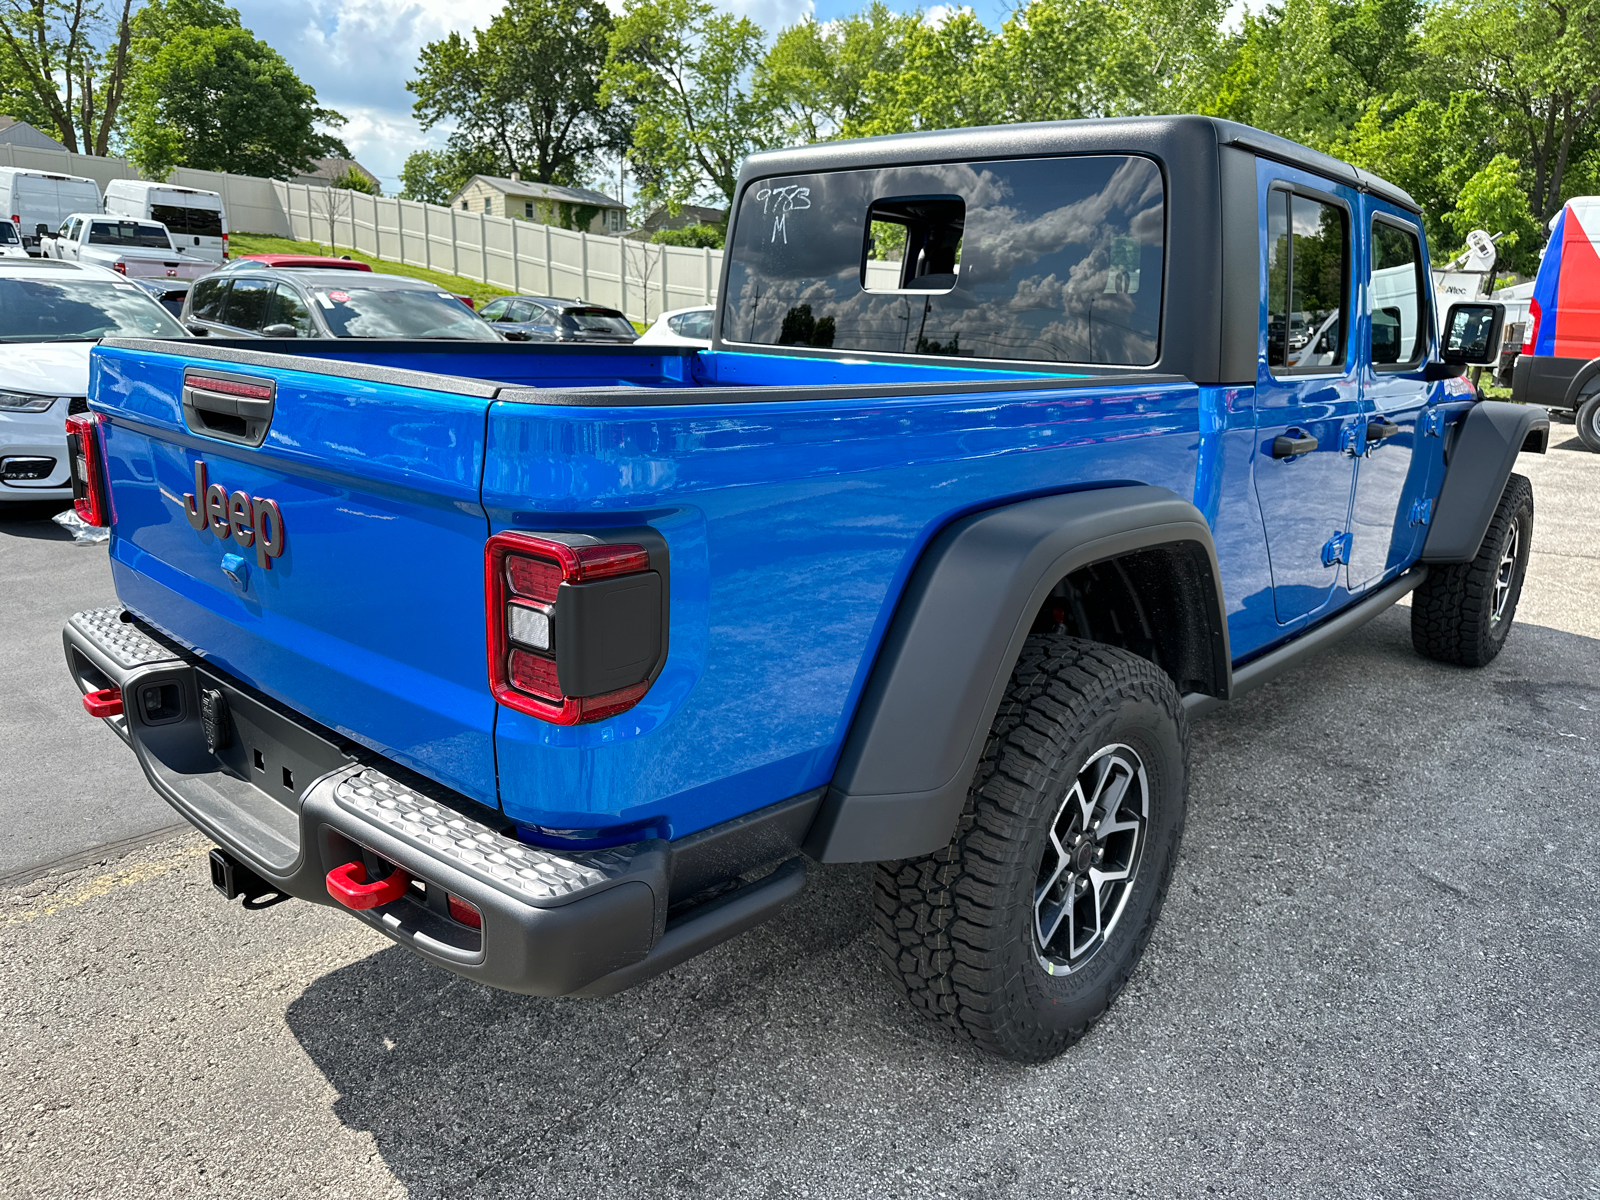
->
left=39, top=214, right=212, bottom=282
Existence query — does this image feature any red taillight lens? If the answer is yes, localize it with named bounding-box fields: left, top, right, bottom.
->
left=447, top=894, right=481, bottom=928
left=486, top=532, right=664, bottom=725
left=113, top=261, right=126, bottom=275
left=222, top=231, right=229, bottom=260
left=1522, top=297, right=1540, bottom=353
left=64, top=412, right=110, bottom=526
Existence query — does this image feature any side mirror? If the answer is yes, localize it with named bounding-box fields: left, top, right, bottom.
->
left=502, top=328, right=533, bottom=341
left=37, top=224, right=53, bottom=238
left=261, top=323, right=297, bottom=338
left=185, top=323, right=210, bottom=337
left=1441, top=301, right=1505, bottom=367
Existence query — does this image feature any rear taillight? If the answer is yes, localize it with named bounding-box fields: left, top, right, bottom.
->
left=485, top=532, right=665, bottom=725
left=1522, top=297, right=1540, bottom=353
left=64, top=412, right=110, bottom=526
left=222, top=231, right=229, bottom=259
left=112, top=261, right=126, bottom=275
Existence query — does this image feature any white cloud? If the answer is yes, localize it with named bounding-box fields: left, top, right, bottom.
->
left=238, top=0, right=819, bottom=192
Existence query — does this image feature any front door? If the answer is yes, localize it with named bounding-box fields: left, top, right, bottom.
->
left=1348, top=210, right=1434, bottom=588
left=1254, top=177, right=1366, bottom=626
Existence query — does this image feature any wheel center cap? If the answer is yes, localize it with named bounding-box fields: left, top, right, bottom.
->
left=1073, top=840, right=1098, bottom=871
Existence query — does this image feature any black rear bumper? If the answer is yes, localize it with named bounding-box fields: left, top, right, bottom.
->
left=63, top=607, right=811, bottom=997
left=1512, top=352, right=1594, bottom=411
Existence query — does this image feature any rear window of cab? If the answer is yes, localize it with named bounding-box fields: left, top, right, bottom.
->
left=721, top=154, right=1165, bottom=366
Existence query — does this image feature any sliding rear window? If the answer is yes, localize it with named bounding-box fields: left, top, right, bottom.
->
left=722, top=155, right=1164, bottom=365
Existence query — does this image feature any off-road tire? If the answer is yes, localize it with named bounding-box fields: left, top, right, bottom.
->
left=872, top=637, right=1189, bottom=1063
left=1575, top=392, right=1600, bottom=453
left=1411, top=472, right=1533, bottom=667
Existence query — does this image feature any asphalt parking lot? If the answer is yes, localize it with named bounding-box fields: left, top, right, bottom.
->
left=2, top=436, right=1597, bottom=1199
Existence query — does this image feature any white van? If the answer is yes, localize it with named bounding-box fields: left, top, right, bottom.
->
left=0, top=168, right=102, bottom=255
left=103, top=180, right=228, bottom=263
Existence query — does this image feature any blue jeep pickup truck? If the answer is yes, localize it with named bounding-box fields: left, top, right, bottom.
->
left=62, top=117, right=1547, bottom=1062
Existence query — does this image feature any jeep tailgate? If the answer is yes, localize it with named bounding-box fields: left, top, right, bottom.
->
left=89, top=341, right=500, bottom=806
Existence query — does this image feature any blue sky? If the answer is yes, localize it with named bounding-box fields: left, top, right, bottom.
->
left=230, top=0, right=1009, bottom=197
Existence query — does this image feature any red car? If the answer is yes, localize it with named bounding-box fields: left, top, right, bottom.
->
left=234, top=253, right=373, bottom=271
left=224, top=254, right=474, bottom=308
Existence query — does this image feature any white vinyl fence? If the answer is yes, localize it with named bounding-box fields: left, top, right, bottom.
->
left=0, top=142, right=721, bottom=322
left=277, top=182, right=721, bottom=322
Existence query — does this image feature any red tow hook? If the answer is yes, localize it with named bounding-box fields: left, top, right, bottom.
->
left=326, top=861, right=411, bottom=910
left=82, top=687, right=124, bottom=718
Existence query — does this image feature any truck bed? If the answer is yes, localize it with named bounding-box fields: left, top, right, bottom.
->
left=90, top=337, right=1220, bottom=845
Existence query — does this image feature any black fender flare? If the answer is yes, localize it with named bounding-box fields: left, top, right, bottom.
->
left=1562, top=358, right=1600, bottom=410
left=804, top=485, right=1229, bottom=864
left=1422, top=401, right=1548, bottom=564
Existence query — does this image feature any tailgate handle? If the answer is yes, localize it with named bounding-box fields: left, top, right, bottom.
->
left=182, top=371, right=276, bottom=447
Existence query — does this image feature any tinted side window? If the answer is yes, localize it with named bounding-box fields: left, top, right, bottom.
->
left=1265, top=190, right=1349, bottom=374
left=1371, top=220, right=1425, bottom=365
left=222, top=278, right=274, bottom=331
left=268, top=285, right=315, bottom=335
left=508, top=299, right=537, bottom=322
left=670, top=310, right=713, bottom=338
left=191, top=278, right=228, bottom=321
left=479, top=298, right=509, bottom=320
left=723, top=155, right=1165, bottom=365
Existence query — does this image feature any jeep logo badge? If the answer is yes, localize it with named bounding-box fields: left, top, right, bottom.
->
left=182, top=460, right=285, bottom=569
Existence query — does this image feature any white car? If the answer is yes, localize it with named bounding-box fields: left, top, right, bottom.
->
left=0, top=221, right=27, bottom=258
left=634, top=305, right=714, bottom=347
left=0, top=258, right=188, bottom=503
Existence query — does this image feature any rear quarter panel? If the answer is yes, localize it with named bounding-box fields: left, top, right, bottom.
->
left=484, top=378, right=1213, bottom=840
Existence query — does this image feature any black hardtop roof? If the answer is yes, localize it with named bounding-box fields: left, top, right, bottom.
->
left=739, top=114, right=1419, bottom=215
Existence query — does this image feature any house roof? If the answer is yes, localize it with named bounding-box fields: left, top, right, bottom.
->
left=455, top=175, right=622, bottom=209
left=293, top=157, right=381, bottom=189
left=0, top=116, right=69, bottom=152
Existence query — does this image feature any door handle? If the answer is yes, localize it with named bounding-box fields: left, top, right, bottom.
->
left=1366, top=419, right=1401, bottom=442
left=1271, top=433, right=1318, bottom=458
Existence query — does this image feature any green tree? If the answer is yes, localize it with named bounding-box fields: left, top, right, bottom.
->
left=0, top=0, right=134, bottom=154
left=408, top=0, right=624, bottom=188
left=331, top=165, right=379, bottom=196
left=1442, top=153, right=1543, bottom=272
left=650, top=220, right=722, bottom=247
left=755, top=4, right=917, bottom=143
left=602, top=0, right=773, bottom=209
left=1420, top=0, right=1600, bottom=222
left=845, top=9, right=996, bottom=136
left=121, top=23, right=346, bottom=178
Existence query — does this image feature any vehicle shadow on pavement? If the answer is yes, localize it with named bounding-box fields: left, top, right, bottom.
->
left=0, top=499, right=75, bottom=541
left=284, top=859, right=1028, bottom=1198
left=284, top=609, right=1600, bottom=1200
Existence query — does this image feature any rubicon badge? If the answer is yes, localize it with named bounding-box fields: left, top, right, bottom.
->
left=182, top=460, right=286, bottom=569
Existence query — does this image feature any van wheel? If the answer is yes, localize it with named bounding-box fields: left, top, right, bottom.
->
left=872, top=637, right=1188, bottom=1063
left=1411, top=473, right=1533, bottom=667
left=1576, top=392, right=1600, bottom=453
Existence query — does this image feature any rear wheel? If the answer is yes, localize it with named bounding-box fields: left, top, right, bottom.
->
left=1411, top=473, right=1533, bottom=667
left=872, top=637, right=1188, bottom=1063
left=1575, top=392, right=1600, bottom=453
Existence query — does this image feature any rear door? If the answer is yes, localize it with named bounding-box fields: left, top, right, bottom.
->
left=1347, top=207, right=1435, bottom=588
left=93, top=344, right=502, bottom=806
left=1253, top=170, right=1365, bottom=626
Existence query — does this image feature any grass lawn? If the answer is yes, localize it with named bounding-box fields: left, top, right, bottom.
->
left=228, top=233, right=513, bottom=305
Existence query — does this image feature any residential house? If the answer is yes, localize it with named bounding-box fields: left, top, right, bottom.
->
left=0, top=116, right=69, bottom=152
left=625, top=204, right=725, bottom=240
left=448, top=174, right=625, bottom=235
left=293, top=156, right=382, bottom=193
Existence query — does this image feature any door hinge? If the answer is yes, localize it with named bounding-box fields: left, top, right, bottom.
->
left=1420, top=408, right=1445, bottom=438
left=1409, top=497, right=1434, bottom=527
left=1340, top=426, right=1364, bottom=456
left=1321, top=531, right=1353, bottom=567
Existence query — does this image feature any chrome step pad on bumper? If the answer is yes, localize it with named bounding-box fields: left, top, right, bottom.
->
left=62, top=607, right=805, bottom=997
